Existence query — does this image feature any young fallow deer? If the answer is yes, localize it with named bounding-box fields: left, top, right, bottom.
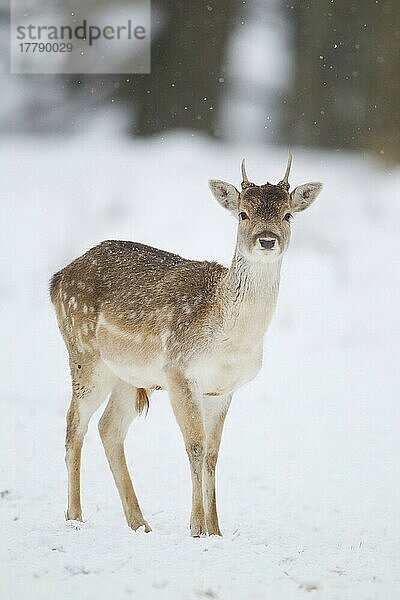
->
left=50, top=154, right=322, bottom=536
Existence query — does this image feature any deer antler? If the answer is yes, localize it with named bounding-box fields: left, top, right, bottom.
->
left=241, top=159, right=255, bottom=191
left=278, top=150, right=293, bottom=190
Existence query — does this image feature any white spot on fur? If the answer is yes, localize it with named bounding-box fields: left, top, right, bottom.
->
left=68, top=296, right=78, bottom=310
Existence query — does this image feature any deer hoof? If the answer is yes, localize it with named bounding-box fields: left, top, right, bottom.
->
left=207, top=527, right=222, bottom=537
left=190, top=521, right=207, bottom=537
left=65, top=509, right=83, bottom=522
left=129, top=518, right=152, bottom=533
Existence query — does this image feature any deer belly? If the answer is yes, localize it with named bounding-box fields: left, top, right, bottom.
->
left=101, top=358, right=167, bottom=389
left=96, top=313, right=166, bottom=389
left=190, top=349, right=263, bottom=396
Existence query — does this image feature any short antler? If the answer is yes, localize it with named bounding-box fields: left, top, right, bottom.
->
left=278, top=150, right=293, bottom=190
left=241, top=158, right=255, bottom=191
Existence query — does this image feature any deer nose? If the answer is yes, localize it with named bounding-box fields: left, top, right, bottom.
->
left=259, top=237, right=276, bottom=250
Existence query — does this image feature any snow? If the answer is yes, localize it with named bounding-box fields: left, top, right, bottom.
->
left=0, top=133, right=399, bottom=599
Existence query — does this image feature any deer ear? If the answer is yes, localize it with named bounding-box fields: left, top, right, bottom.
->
left=208, top=180, right=240, bottom=215
left=290, top=182, right=323, bottom=212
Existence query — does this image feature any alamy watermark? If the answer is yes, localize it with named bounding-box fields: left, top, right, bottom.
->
left=11, top=1, right=151, bottom=74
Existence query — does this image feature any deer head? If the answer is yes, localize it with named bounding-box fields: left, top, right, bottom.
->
left=209, top=153, right=322, bottom=263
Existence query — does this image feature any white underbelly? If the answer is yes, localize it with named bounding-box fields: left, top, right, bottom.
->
left=96, top=312, right=166, bottom=389
left=102, top=350, right=262, bottom=396
left=97, top=312, right=263, bottom=395
left=102, top=357, right=167, bottom=390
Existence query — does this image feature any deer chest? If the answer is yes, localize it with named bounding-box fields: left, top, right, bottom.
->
left=189, top=342, right=263, bottom=397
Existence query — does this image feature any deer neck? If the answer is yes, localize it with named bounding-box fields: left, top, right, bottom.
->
left=219, top=246, right=282, bottom=340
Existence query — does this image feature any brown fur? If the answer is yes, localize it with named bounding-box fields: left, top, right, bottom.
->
left=50, top=240, right=228, bottom=373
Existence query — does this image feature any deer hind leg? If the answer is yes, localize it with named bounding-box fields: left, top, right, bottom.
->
left=202, top=394, right=232, bottom=536
left=166, top=368, right=206, bottom=537
left=65, top=357, right=115, bottom=522
left=98, top=380, right=151, bottom=532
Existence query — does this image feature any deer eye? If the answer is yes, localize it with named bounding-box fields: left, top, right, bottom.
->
left=283, top=213, right=293, bottom=222
left=239, top=212, right=249, bottom=221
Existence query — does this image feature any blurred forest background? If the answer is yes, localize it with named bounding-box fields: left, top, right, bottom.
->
left=1, top=0, right=399, bottom=160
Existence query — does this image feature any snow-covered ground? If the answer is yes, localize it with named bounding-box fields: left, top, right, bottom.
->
left=0, top=133, right=399, bottom=599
